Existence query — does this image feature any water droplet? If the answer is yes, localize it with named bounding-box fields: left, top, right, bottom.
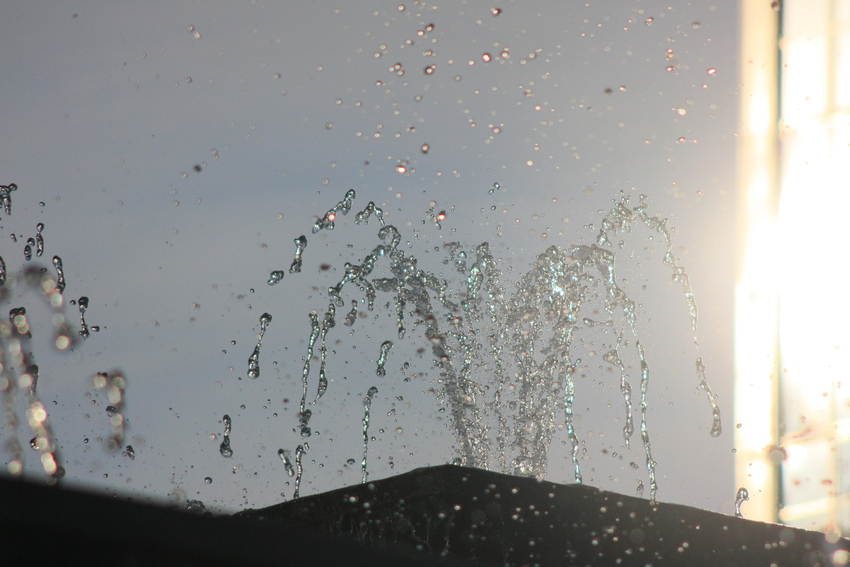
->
left=219, top=414, right=233, bottom=458
left=491, top=7, right=502, bottom=16
left=290, top=235, right=308, bottom=272
left=734, top=487, right=749, bottom=518
left=361, top=386, right=379, bottom=483
left=78, top=296, right=91, bottom=339
left=707, top=68, right=717, bottom=75
left=0, top=183, right=17, bottom=215
left=51, top=256, right=66, bottom=294
left=293, top=444, right=307, bottom=498
left=645, top=17, right=654, bottom=25
left=247, top=313, right=272, bottom=379
left=278, top=449, right=295, bottom=477
left=204, top=476, right=212, bottom=484
left=267, top=270, right=285, bottom=285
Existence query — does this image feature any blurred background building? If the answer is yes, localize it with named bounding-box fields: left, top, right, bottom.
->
left=736, top=0, right=850, bottom=535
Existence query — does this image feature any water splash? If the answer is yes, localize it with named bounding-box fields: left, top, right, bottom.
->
left=361, top=386, right=378, bottom=483
left=354, top=201, right=385, bottom=225
left=247, top=312, right=272, bottom=379
left=290, top=235, right=307, bottom=273
left=219, top=414, right=233, bottom=458
left=293, top=443, right=308, bottom=498
left=375, top=340, right=393, bottom=376
left=312, top=189, right=356, bottom=233
left=123, top=444, right=135, bottom=460
left=186, top=500, right=207, bottom=514
left=288, top=193, right=718, bottom=502
left=0, top=256, right=5, bottom=286
left=24, top=239, right=33, bottom=261
left=734, top=487, right=749, bottom=518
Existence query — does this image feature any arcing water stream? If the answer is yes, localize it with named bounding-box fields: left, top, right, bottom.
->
left=0, top=183, right=721, bottom=506
left=261, top=188, right=721, bottom=503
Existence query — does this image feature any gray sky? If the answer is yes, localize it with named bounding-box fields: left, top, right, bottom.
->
left=0, top=0, right=739, bottom=515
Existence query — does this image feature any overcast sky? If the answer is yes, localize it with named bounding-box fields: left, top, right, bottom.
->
left=0, top=0, right=739, bottom=515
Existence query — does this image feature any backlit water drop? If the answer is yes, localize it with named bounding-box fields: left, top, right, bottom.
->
left=269, top=192, right=720, bottom=504
left=290, top=236, right=308, bottom=273
left=278, top=448, right=295, bottom=477
left=52, top=256, right=65, bottom=294
left=247, top=312, right=272, bottom=379
left=293, top=443, right=308, bottom=498
left=77, top=296, right=90, bottom=340
left=375, top=340, right=393, bottom=376
left=219, top=414, right=233, bottom=458
left=0, top=183, right=16, bottom=215
left=35, top=223, right=44, bottom=257
left=267, top=270, right=285, bottom=285
left=734, top=487, right=749, bottom=518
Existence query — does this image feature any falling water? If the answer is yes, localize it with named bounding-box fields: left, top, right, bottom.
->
left=219, top=414, right=233, bottom=458
left=361, top=386, right=378, bottom=483
left=293, top=443, right=307, bottom=498
left=290, top=236, right=308, bottom=273
left=247, top=312, right=272, bottom=379
left=0, top=185, right=724, bottom=509
left=0, top=183, right=16, bottom=215
left=77, top=296, right=90, bottom=340
left=262, top=190, right=721, bottom=502
left=312, top=189, right=356, bottom=234
left=35, top=223, right=44, bottom=257
left=277, top=448, right=295, bottom=477
left=696, top=357, right=723, bottom=437
left=375, top=340, right=393, bottom=377
left=52, top=256, right=65, bottom=294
